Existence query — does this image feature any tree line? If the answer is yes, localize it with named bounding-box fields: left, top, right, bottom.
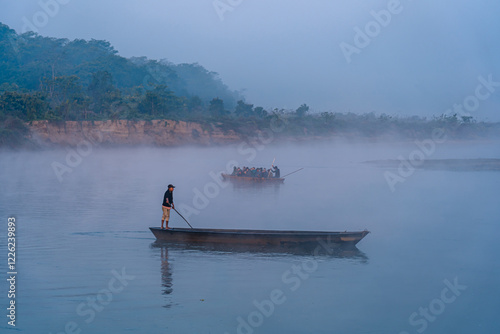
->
left=0, top=22, right=258, bottom=122
left=1, top=22, right=499, bottom=147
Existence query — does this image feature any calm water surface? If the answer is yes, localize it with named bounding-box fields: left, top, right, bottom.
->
left=0, top=140, right=499, bottom=333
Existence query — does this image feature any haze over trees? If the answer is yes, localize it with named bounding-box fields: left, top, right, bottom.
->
left=0, top=22, right=499, bottom=147
left=0, top=22, right=246, bottom=122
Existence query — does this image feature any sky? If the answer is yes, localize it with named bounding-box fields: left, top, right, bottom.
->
left=1, top=0, right=500, bottom=121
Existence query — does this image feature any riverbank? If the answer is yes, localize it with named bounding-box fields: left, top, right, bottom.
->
left=27, top=119, right=241, bottom=147
left=1, top=117, right=500, bottom=149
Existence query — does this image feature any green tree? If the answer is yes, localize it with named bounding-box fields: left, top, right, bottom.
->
left=42, top=75, right=88, bottom=119
left=320, top=112, right=335, bottom=124
left=296, top=103, right=309, bottom=117
left=0, top=91, right=49, bottom=121
left=87, top=71, right=119, bottom=115
left=137, top=85, right=183, bottom=118
left=187, top=96, right=204, bottom=114
left=461, top=115, right=475, bottom=123
left=209, top=97, right=228, bottom=118
left=253, top=106, right=267, bottom=119
left=234, top=100, right=254, bottom=118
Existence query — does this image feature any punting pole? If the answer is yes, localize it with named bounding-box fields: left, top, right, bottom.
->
left=281, top=168, right=304, bottom=178
left=269, top=157, right=276, bottom=178
left=173, top=208, right=193, bottom=229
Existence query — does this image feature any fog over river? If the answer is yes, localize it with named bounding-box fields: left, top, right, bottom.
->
left=1, top=140, right=499, bottom=333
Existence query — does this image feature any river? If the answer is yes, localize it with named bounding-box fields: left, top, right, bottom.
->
left=0, top=139, right=499, bottom=333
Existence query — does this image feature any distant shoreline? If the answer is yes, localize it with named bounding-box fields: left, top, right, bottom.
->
left=3, top=118, right=496, bottom=149
left=365, top=158, right=500, bottom=171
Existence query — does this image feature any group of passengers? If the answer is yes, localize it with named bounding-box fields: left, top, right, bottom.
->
left=232, top=166, right=281, bottom=178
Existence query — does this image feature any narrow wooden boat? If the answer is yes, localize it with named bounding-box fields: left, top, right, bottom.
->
left=149, top=227, right=369, bottom=248
left=221, top=173, right=285, bottom=183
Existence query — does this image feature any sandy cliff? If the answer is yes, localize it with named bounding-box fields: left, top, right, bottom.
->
left=28, top=120, right=241, bottom=146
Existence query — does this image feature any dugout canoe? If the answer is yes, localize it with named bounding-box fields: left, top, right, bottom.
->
left=221, top=173, right=285, bottom=183
left=149, top=227, right=369, bottom=248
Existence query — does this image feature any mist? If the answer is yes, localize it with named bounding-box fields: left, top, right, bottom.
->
left=1, top=140, right=500, bottom=333
left=1, top=1, right=500, bottom=332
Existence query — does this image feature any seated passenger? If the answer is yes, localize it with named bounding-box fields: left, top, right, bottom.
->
left=255, top=168, right=262, bottom=178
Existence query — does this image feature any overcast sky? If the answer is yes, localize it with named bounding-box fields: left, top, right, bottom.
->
left=1, top=0, right=500, bottom=120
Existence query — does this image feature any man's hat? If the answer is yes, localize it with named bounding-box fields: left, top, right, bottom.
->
left=168, top=184, right=175, bottom=188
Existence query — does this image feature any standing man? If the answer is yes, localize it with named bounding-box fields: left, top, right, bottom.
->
left=273, top=166, right=280, bottom=178
left=161, top=184, right=175, bottom=229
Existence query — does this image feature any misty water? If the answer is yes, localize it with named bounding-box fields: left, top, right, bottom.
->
left=1, top=140, right=499, bottom=334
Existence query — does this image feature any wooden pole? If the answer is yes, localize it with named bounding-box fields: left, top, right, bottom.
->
left=281, top=168, right=304, bottom=178
left=268, top=157, right=276, bottom=178
left=173, top=208, right=193, bottom=229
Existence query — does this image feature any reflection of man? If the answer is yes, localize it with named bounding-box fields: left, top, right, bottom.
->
left=161, top=184, right=175, bottom=229
left=161, top=247, right=173, bottom=296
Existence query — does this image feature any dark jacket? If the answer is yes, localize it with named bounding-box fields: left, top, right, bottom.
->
left=162, top=190, right=173, bottom=207
left=273, top=167, right=280, bottom=178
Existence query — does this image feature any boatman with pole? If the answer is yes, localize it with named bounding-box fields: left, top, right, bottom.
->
left=272, top=165, right=280, bottom=178
left=161, top=184, right=175, bottom=229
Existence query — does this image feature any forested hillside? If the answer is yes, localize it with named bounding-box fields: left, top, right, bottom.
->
left=1, top=22, right=499, bottom=148
left=0, top=22, right=243, bottom=122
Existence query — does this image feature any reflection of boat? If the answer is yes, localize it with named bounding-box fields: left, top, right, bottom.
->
left=221, top=173, right=285, bottom=183
left=152, top=240, right=368, bottom=260
left=150, top=240, right=368, bottom=310
left=149, top=227, right=369, bottom=250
